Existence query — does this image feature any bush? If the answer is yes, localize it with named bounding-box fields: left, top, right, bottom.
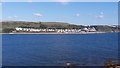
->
left=2, top=28, right=14, bottom=33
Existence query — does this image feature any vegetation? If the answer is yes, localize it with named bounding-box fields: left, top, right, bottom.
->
left=2, top=28, right=15, bottom=33
left=91, top=25, right=119, bottom=32
left=2, top=21, right=83, bottom=30
left=1, top=21, right=120, bottom=33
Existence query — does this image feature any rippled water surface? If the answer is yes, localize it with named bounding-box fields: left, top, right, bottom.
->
left=2, top=33, right=118, bottom=66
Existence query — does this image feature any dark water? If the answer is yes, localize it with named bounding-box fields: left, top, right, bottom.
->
left=2, top=33, right=118, bottom=66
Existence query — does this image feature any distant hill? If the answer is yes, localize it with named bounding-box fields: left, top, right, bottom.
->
left=1, top=21, right=120, bottom=33
left=2, top=21, right=71, bottom=28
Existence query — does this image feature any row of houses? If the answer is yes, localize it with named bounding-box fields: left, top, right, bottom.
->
left=15, top=27, right=96, bottom=33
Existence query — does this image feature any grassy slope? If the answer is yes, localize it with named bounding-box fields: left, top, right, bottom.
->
left=2, top=21, right=70, bottom=28
left=1, top=21, right=120, bottom=33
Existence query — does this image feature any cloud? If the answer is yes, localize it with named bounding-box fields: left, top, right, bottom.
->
left=76, top=13, right=80, bottom=17
left=7, top=16, right=12, bottom=19
left=6, top=16, right=18, bottom=20
left=57, top=0, right=71, bottom=2
left=14, top=16, right=18, bottom=18
left=56, top=0, right=71, bottom=5
left=96, top=12, right=104, bottom=19
left=96, top=15, right=104, bottom=19
left=8, top=16, right=18, bottom=18
left=27, top=0, right=33, bottom=3
left=100, top=12, right=104, bottom=15
left=33, top=13, right=43, bottom=17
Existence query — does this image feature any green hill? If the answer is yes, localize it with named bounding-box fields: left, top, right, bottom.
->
left=1, top=21, right=120, bottom=33
left=2, top=21, right=79, bottom=29
left=2, top=21, right=81, bottom=33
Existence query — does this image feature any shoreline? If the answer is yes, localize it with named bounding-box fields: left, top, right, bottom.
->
left=0, top=32, right=113, bottom=34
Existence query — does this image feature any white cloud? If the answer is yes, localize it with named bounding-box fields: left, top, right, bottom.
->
left=57, top=0, right=71, bottom=2
left=14, top=16, right=18, bottom=18
left=7, top=16, right=12, bottom=19
left=27, top=0, right=33, bottom=3
left=7, top=16, right=18, bottom=19
left=100, top=12, right=104, bottom=15
left=33, top=13, right=43, bottom=17
left=76, top=13, right=80, bottom=17
left=96, top=15, right=104, bottom=19
left=6, top=16, right=18, bottom=21
left=96, top=12, right=104, bottom=19
left=56, top=0, right=71, bottom=5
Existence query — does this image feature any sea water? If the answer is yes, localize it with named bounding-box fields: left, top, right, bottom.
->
left=2, top=33, right=118, bottom=66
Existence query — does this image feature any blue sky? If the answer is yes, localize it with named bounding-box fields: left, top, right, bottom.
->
left=1, top=0, right=119, bottom=2
left=0, top=3, right=2, bottom=21
left=2, top=2, right=118, bottom=25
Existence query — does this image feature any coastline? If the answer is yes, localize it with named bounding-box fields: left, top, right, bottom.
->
left=0, top=32, right=110, bottom=34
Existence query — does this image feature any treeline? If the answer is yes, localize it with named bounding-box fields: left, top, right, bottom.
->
left=1, top=21, right=120, bottom=33
left=2, top=21, right=82, bottom=29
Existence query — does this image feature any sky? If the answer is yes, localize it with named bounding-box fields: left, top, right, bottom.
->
left=2, top=2, right=118, bottom=25
left=1, top=0, right=120, bottom=2
left=0, top=3, right=2, bottom=22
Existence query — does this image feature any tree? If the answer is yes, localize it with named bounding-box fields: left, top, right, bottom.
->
left=3, top=28, right=14, bottom=33
left=39, top=22, right=47, bottom=29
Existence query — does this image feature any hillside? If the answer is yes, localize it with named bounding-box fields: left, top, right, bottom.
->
left=1, top=21, right=120, bottom=33
left=2, top=21, right=74, bottom=29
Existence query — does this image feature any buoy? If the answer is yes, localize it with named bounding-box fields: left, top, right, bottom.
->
left=66, top=62, right=72, bottom=68
left=66, top=62, right=71, bottom=66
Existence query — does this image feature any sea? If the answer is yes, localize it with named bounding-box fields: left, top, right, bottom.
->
left=2, top=32, right=119, bottom=66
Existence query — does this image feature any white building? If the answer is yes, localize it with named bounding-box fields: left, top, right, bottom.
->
left=15, top=27, right=23, bottom=31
